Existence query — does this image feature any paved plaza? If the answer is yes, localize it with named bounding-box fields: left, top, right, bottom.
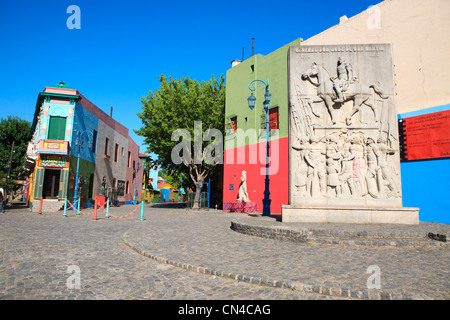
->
left=0, top=202, right=449, bottom=301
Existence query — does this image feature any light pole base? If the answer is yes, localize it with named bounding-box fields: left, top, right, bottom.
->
left=262, top=198, right=271, bottom=216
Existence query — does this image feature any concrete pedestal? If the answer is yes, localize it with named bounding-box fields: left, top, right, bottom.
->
left=282, top=205, right=419, bottom=224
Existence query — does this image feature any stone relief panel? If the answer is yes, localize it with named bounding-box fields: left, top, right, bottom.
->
left=288, top=44, right=402, bottom=206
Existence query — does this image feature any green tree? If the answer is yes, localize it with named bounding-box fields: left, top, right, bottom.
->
left=0, top=116, right=32, bottom=189
left=136, top=74, right=225, bottom=208
left=159, top=168, right=187, bottom=190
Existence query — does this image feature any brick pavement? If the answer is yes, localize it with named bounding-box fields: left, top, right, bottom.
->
left=1, top=202, right=449, bottom=300
left=0, top=203, right=342, bottom=300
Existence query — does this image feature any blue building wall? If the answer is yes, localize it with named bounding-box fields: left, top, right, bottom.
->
left=399, top=104, right=450, bottom=224
left=148, top=167, right=159, bottom=190
left=71, top=102, right=98, bottom=163
left=401, top=159, right=450, bottom=224
left=161, top=188, right=170, bottom=202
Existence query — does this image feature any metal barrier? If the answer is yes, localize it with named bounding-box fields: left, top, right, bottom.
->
left=39, top=197, right=144, bottom=221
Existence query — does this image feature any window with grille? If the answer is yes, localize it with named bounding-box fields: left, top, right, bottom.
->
left=268, top=107, right=279, bottom=130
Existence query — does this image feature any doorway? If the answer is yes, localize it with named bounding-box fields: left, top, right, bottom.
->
left=43, top=169, right=61, bottom=199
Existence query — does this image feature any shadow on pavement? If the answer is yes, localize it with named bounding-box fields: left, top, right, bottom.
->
left=149, top=202, right=188, bottom=209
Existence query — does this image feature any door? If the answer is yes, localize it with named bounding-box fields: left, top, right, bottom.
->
left=88, top=173, right=94, bottom=200
left=43, top=169, right=61, bottom=199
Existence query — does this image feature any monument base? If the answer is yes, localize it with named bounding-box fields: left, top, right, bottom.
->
left=281, top=205, right=419, bottom=225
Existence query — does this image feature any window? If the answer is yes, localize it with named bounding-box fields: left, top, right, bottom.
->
left=92, top=130, right=97, bottom=153
left=48, top=116, right=66, bottom=140
left=128, top=151, right=131, bottom=167
left=114, top=143, right=119, bottom=162
left=230, top=116, right=237, bottom=132
left=105, top=138, right=109, bottom=156
left=121, top=147, right=124, bottom=156
left=269, top=107, right=279, bottom=130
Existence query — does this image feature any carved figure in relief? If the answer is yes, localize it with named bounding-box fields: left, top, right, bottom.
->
left=325, top=136, right=342, bottom=197
left=337, top=132, right=364, bottom=197
left=301, top=62, right=388, bottom=126
left=373, top=138, right=401, bottom=198
left=292, top=138, right=309, bottom=197
left=304, top=137, right=326, bottom=197
left=331, top=57, right=357, bottom=103
left=340, top=147, right=356, bottom=196
left=364, top=138, right=380, bottom=198
left=237, top=171, right=251, bottom=203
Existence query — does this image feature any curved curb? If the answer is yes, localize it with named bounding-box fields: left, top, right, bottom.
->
left=230, top=218, right=449, bottom=248
left=120, top=232, right=414, bottom=300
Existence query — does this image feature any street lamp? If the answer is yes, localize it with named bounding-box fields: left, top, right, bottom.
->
left=73, top=130, right=93, bottom=210
left=134, top=161, right=140, bottom=205
left=248, top=79, right=271, bottom=216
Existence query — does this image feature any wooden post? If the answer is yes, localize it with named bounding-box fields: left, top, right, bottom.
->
left=38, top=197, right=43, bottom=215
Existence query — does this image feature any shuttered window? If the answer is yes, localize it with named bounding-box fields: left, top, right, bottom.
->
left=33, top=168, right=45, bottom=199
left=48, top=116, right=66, bottom=140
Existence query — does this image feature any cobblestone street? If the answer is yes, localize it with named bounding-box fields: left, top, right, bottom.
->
left=1, top=203, right=449, bottom=301
left=0, top=204, right=343, bottom=300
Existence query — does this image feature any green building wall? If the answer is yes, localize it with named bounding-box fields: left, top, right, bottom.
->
left=67, top=155, right=96, bottom=205
left=223, top=38, right=302, bottom=214
left=225, top=38, right=302, bottom=148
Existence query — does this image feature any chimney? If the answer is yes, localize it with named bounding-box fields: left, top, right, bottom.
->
left=110, top=106, right=113, bottom=118
left=231, top=60, right=242, bottom=67
left=339, top=15, right=348, bottom=24
left=252, top=38, right=255, bottom=56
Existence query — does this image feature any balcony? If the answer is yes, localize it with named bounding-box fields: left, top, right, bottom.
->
left=36, top=139, right=70, bottom=155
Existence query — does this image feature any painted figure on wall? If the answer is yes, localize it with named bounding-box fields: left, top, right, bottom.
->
left=237, top=171, right=251, bottom=203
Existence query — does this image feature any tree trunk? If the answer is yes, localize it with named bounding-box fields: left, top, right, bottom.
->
left=192, top=179, right=204, bottom=209
left=188, top=164, right=207, bottom=209
left=192, top=182, right=200, bottom=209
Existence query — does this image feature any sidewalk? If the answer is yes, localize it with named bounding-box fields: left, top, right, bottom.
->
left=122, top=204, right=450, bottom=300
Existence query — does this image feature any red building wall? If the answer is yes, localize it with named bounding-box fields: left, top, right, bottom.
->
left=223, top=137, right=289, bottom=214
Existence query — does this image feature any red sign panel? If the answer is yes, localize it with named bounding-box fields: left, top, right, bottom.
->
left=402, top=110, right=450, bottom=161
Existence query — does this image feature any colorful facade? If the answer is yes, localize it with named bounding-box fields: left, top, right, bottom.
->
left=25, top=81, right=143, bottom=211
left=223, top=0, right=449, bottom=223
left=223, top=39, right=301, bottom=214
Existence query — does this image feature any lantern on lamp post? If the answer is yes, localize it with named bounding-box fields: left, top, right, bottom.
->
left=248, top=79, right=271, bottom=216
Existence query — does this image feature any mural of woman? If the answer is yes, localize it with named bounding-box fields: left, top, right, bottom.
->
left=237, top=171, right=251, bottom=203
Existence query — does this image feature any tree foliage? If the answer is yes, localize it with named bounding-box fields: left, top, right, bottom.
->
left=135, top=74, right=225, bottom=207
left=0, top=116, right=32, bottom=187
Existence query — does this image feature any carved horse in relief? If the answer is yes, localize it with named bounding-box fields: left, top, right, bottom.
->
left=301, top=62, right=388, bottom=126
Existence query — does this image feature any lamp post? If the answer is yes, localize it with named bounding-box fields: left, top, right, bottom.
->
left=134, top=161, right=140, bottom=205
left=73, top=130, right=93, bottom=211
left=248, top=79, right=271, bottom=216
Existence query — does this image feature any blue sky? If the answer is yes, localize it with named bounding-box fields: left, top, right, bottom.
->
left=0, top=0, right=379, bottom=153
